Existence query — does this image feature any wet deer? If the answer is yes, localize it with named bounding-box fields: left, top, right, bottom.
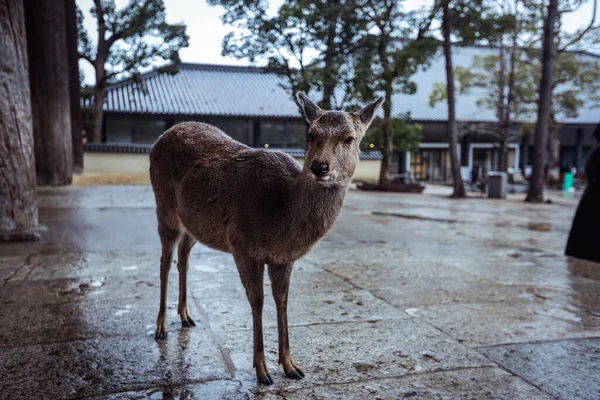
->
left=149, top=92, right=383, bottom=384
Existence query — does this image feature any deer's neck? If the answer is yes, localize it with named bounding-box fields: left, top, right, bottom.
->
left=290, top=175, right=348, bottom=241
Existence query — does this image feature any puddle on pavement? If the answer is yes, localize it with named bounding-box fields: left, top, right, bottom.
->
left=494, top=221, right=511, bottom=227
left=322, top=240, right=387, bottom=245
left=147, top=388, right=190, bottom=400
left=521, top=222, right=553, bottom=232
left=353, top=362, right=376, bottom=372
left=568, top=258, right=600, bottom=281
left=371, top=211, right=458, bottom=224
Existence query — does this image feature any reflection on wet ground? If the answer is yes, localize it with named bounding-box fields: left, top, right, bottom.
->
left=0, top=185, right=599, bottom=399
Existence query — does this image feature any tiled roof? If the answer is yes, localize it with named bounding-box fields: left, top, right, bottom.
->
left=104, top=64, right=300, bottom=118
left=103, top=47, right=600, bottom=124
left=84, top=143, right=383, bottom=160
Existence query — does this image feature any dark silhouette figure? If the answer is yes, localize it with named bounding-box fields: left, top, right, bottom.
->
left=566, top=123, right=600, bottom=262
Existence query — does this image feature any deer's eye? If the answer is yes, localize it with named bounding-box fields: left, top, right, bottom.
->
left=344, top=137, right=355, bottom=145
left=307, top=134, right=314, bottom=142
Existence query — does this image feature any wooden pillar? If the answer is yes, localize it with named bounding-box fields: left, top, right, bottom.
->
left=24, top=0, right=73, bottom=186
left=0, top=0, right=39, bottom=241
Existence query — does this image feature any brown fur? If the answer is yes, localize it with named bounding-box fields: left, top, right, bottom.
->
left=149, top=92, right=383, bottom=384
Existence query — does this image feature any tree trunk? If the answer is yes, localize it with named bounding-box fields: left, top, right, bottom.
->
left=92, top=64, right=106, bottom=143
left=501, top=33, right=518, bottom=173
left=321, top=0, right=339, bottom=109
left=0, top=0, right=39, bottom=241
left=25, top=0, right=73, bottom=186
left=442, top=1, right=465, bottom=198
left=526, top=0, right=558, bottom=202
left=496, top=41, right=507, bottom=165
left=498, top=139, right=508, bottom=172
left=379, top=86, right=393, bottom=186
left=65, top=0, right=83, bottom=172
left=91, top=1, right=108, bottom=144
left=547, top=115, right=560, bottom=187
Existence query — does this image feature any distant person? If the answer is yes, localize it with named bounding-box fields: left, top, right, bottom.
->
left=566, top=122, right=600, bottom=262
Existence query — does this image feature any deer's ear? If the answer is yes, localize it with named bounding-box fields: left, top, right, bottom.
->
left=296, top=92, right=322, bottom=124
left=355, top=97, right=384, bottom=129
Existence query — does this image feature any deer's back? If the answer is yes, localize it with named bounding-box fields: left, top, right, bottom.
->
left=150, top=121, right=305, bottom=256
left=150, top=122, right=247, bottom=184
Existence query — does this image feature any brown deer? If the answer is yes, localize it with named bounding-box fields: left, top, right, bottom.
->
left=149, top=92, right=383, bottom=384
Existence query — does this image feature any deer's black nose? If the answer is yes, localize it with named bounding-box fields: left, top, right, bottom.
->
left=311, top=161, right=329, bottom=177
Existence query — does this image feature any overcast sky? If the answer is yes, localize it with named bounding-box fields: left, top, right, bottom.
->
left=77, top=0, right=600, bottom=85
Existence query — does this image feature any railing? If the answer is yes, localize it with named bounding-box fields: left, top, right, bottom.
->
left=84, top=143, right=383, bottom=160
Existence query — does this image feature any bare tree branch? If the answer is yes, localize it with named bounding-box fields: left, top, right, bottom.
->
left=78, top=53, right=95, bottom=66
left=558, top=0, right=597, bottom=51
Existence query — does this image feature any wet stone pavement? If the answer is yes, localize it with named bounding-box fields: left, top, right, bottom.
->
left=1, top=185, right=599, bottom=399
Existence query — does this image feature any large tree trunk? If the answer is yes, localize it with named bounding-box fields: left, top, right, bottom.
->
left=547, top=115, right=560, bottom=187
left=379, top=86, right=393, bottom=185
left=442, top=2, right=465, bottom=198
left=65, top=0, right=83, bottom=172
left=0, top=0, right=39, bottom=241
left=25, top=0, right=73, bottom=186
left=526, top=0, right=558, bottom=202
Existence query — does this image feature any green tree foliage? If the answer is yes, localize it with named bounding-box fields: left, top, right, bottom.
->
left=208, top=0, right=364, bottom=109
left=522, top=49, right=600, bottom=183
left=360, top=116, right=422, bottom=153
left=211, top=0, right=316, bottom=96
left=78, top=0, right=189, bottom=142
left=434, top=48, right=530, bottom=172
left=209, top=0, right=431, bottom=185
left=350, top=0, right=438, bottom=185
left=308, top=0, right=365, bottom=109
left=516, top=51, right=600, bottom=118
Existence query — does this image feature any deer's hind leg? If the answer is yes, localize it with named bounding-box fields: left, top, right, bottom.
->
left=155, top=218, right=181, bottom=340
left=178, top=232, right=196, bottom=328
left=268, top=263, right=304, bottom=380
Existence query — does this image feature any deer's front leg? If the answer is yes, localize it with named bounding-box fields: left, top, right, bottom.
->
left=235, top=255, right=273, bottom=385
left=268, top=263, right=305, bottom=380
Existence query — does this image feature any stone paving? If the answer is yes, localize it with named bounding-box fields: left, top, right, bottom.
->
left=1, top=185, right=599, bottom=399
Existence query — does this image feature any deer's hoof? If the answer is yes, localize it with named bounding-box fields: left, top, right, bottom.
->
left=283, top=360, right=305, bottom=379
left=155, top=329, right=168, bottom=340
left=257, top=373, right=274, bottom=385
left=285, top=365, right=305, bottom=380
left=286, top=369, right=304, bottom=380
left=182, top=317, right=196, bottom=328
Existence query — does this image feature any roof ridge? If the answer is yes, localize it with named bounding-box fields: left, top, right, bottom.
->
left=106, top=63, right=274, bottom=91
left=179, top=62, right=267, bottom=72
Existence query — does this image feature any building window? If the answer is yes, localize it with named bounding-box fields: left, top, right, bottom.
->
left=507, top=149, right=516, bottom=170
left=472, top=147, right=517, bottom=176
left=259, top=119, right=306, bottom=148
left=560, top=146, right=577, bottom=172
left=206, top=118, right=253, bottom=145
left=411, top=148, right=451, bottom=182
left=105, top=115, right=166, bottom=144
left=132, top=118, right=166, bottom=144
left=105, top=115, right=132, bottom=143
left=227, top=119, right=253, bottom=144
